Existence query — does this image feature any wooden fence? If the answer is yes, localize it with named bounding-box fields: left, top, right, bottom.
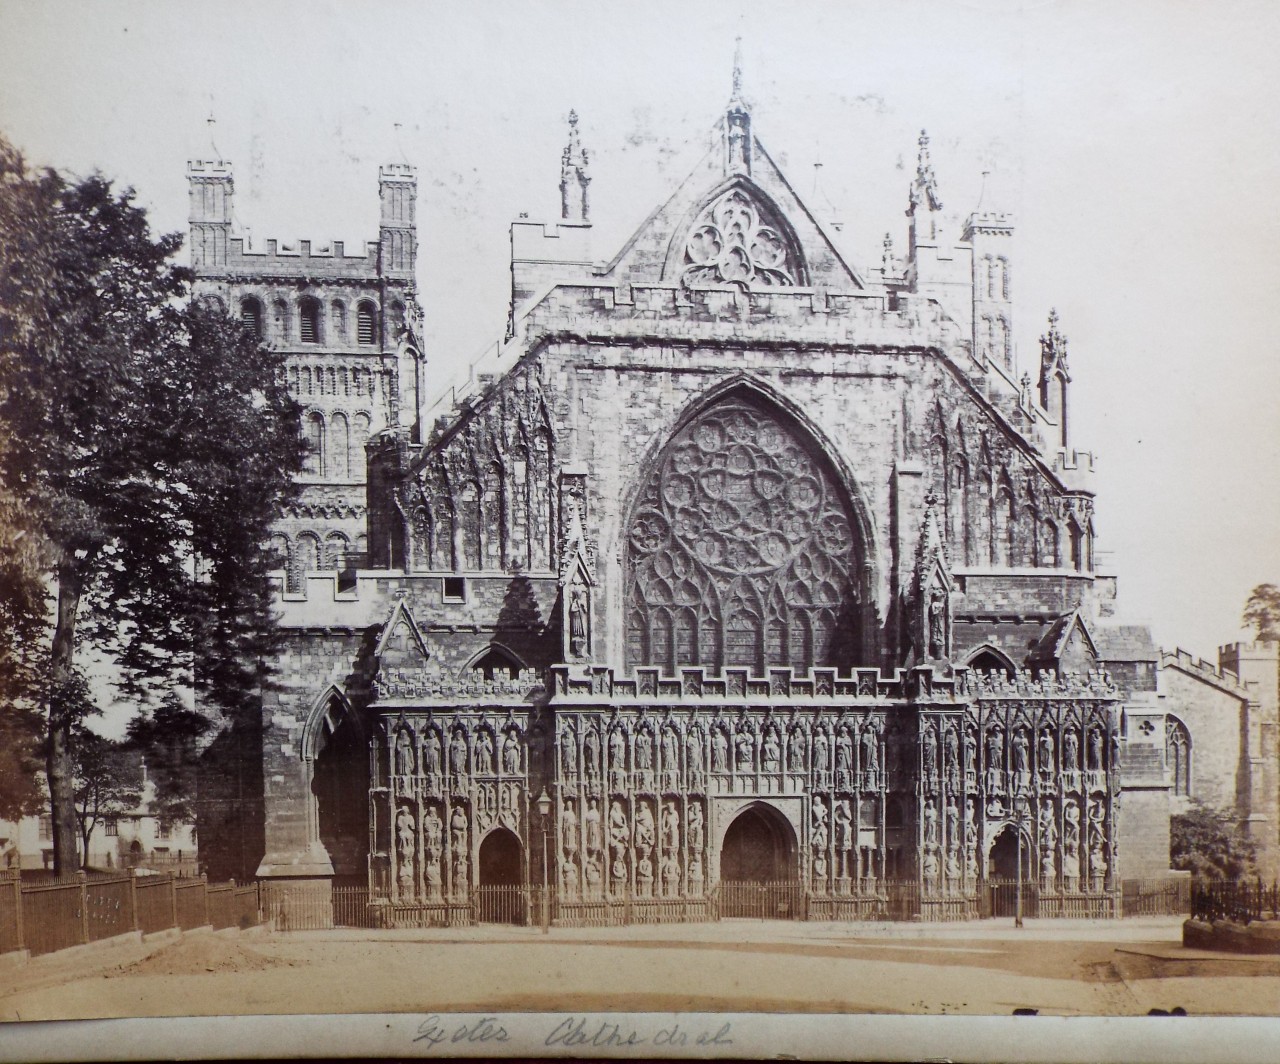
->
left=0, top=869, right=259, bottom=958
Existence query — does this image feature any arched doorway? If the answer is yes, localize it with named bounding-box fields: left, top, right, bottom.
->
left=987, top=823, right=1035, bottom=918
left=719, top=804, right=800, bottom=919
left=476, top=828, right=525, bottom=924
left=312, top=707, right=368, bottom=884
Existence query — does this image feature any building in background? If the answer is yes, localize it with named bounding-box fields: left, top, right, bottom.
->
left=189, top=71, right=1278, bottom=917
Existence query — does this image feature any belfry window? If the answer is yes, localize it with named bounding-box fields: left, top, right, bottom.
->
left=625, top=390, right=863, bottom=676
left=240, top=297, right=263, bottom=339
left=357, top=301, right=377, bottom=345
left=300, top=297, right=322, bottom=345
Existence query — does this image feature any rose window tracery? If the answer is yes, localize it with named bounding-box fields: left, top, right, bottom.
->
left=626, top=393, right=861, bottom=674
left=680, top=188, right=801, bottom=290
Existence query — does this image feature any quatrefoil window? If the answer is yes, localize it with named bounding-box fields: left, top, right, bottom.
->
left=680, top=188, right=801, bottom=290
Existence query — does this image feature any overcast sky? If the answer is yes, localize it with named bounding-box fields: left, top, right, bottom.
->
left=2, top=0, right=1278, bottom=665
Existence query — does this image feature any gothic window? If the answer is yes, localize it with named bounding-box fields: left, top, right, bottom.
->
left=679, top=186, right=803, bottom=290
left=295, top=532, right=320, bottom=584
left=269, top=533, right=293, bottom=589
left=388, top=299, right=405, bottom=340
left=472, top=647, right=520, bottom=681
left=999, top=256, right=1010, bottom=300
left=626, top=391, right=862, bottom=676
left=967, top=647, right=1015, bottom=679
left=986, top=257, right=997, bottom=299
left=1068, top=517, right=1084, bottom=572
left=304, top=412, right=325, bottom=476
left=1043, top=517, right=1060, bottom=568
left=323, top=532, right=349, bottom=570
left=240, top=297, right=263, bottom=339
left=299, top=296, right=322, bottom=344
left=357, top=301, right=377, bottom=345
left=1166, top=717, right=1191, bottom=796
left=972, top=469, right=993, bottom=566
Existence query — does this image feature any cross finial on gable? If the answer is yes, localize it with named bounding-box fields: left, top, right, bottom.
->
left=560, top=109, right=591, bottom=223
left=731, top=34, right=745, bottom=104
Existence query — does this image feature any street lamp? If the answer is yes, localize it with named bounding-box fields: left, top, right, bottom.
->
left=535, top=788, right=552, bottom=934
left=1015, top=800, right=1027, bottom=930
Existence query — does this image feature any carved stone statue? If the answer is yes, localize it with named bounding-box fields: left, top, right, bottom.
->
left=833, top=800, right=851, bottom=852
left=687, top=802, right=704, bottom=853
left=923, top=798, right=939, bottom=846
left=396, top=805, right=415, bottom=863
left=835, top=728, right=853, bottom=778
left=861, top=726, right=879, bottom=776
left=568, top=580, right=589, bottom=658
left=922, top=848, right=940, bottom=886
left=986, top=728, right=1003, bottom=781
left=450, top=805, right=467, bottom=853
left=661, top=801, right=679, bottom=852
left=662, top=728, right=679, bottom=773
left=395, top=730, right=414, bottom=777
left=923, top=725, right=938, bottom=779
left=811, top=796, right=829, bottom=850
left=583, top=798, right=602, bottom=855
left=686, top=730, right=704, bottom=778
left=583, top=727, right=600, bottom=779
left=927, top=585, right=947, bottom=659
left=788, top=729, right=806, bottom=774
left=635, top=728, right=653, bottom=771
left=634, top=801, right=656, bottom=851
left=945, top=796, right=959, bottom=845
left=562, top=800, right=579, bottom=854
left=1038, top=730, right=1054, bottom=775
left=423, top=730, right=442, bottom=777
left=813, top=729, right=829, bottom=778
left=1089, top=728, right=1105, bottom=771
left=735, top=730, right=754, bottom=771
left=449, top=731, right=468, bottom=776
left=424, top=805, right=443, bottom=857
left=962, top=730, right=976, bottom=781
left=560, top=728, right=578, bottom=776
left=712, top=728, right=729, bottom=772
left=762, top=730, right=781, bottom=772
left=609, top=728, right=627, bottom=769
left=1012, top=729, right=1030, bottom=784
left=1039, top=803, right=1057, bottom=846
left=502, top=731, right=521, bottom=775
left=1063, top=728, right=1079, bottom=771
left=476, top=730, right=495, bottom=774
left=608, top=800, right=629, bottom=860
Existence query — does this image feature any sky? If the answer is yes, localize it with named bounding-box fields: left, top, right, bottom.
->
left=1, top=0, right=1278, bottom=670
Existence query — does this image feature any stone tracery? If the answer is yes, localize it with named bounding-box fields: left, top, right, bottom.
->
left=679, top=186, right=803, bottom=290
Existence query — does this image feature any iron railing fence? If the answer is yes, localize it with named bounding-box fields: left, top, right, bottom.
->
left=0, top=871, right=259, bottom=959
left=1122, top=876, right=1192, bottom=916
left=1191, top=878, right=1280, bottom=924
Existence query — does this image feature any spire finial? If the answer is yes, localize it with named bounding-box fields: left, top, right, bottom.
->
left=732, top=34, right=744, bottom=101
left=560, top=109, right=591, bottom=223
left=206, top=112, right=222, bottom=161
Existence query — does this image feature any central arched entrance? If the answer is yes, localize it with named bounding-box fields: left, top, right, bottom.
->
left=987, top=823, right=1036, bottom=918
left=719, top=803, right=800, bottom=919
left=476, top=828, right=525, bottom=924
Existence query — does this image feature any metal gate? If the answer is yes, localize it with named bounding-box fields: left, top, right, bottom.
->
left=718, top=880, right=805, bottom=920
left=987, top=879, right=1039, bottom=918
left=473, top=884, right=530, bottom=925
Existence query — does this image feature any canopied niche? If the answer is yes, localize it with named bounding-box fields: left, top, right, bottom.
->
left=625, top=389, right=866, bottom=675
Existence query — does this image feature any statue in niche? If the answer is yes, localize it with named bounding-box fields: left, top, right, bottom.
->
left=946, top=847, right=962, bottom=883
left=561, top=856, right=579, bottom=895
left=502, top=731, right=521, bottom=775
left=687, top=802, right=704, bottom=853
left=712, top=727, right=729, bottom=772
left=425, top=855, right=442, bottom=896
left=583, top=798, right=602, bottom=855
left=583, top=728, right=600, bottom=777
left=986, top=728, right=1004, bottom=791
left=395, top=731, right=414, bottom=778
left=584, top=855, right=602, bottom=891
left=861, top=726, right=879, bottom=777
left=945, top=796, right=958, bottom=846
left=449, top=730, right=468, bottom=776
left=686, top=730, right=704, bottom=780
left=661, top=801, right=679, bottom=852
left=923, top=798, right=939, bottom=846
left=922, top=848, right=940, bottom=887
left=452, top=848, right=468, bottom=894
left=423, top=730, right=442, bottom=778
left=1089, top=728, right=1104, bottom=771
left=962, top=729, right=976, bottom=783
left=762, top=730, right=781, bottom=772
left=964, top=801, right=978, bottom=877
left=813, top=851, right=828, bottom=880
left=811, top=796, right=829, bottom=850
left=662, top=728, right=679, bottom=774
left=923, top=725, right=938, bottom=782
left=450, top=805, right=467, bottom=854
left=661, top=853, right=680, bottom=894
left=735, top=730, right=754, bottom=771
left=788, top=729, right=806, bottom=774
left=568, top=580, right=589, bottom=658
left=1063, top=728, right=1079, bottom=772
left=562, top=800, right=579, bottom=855
left=813, top=729, right=829, bottom=781
left=636, top=851, right=654, bottom=888
left=1012, top=729, right=1030, bottom=787
left=1041, top=848, right=1056, bottom=880
left=1039, top=803, right=1058, bottom=847
left=424, top=805, right=443, bottom=859
left=634, top=801, right=656, bottom=852
left=608, top=800, right=629, bottom=863
left=833, top=800, right=852, bottom=854
left=688, top=852, right=704, bottom=883
left=476, top=730, right=495, bottom=774
left=609, top=728, right=626, bottom=769
left=835, top=728, right=853, bottom=782
left=560, top=728, right=578, bottom=777
left=927, top=585, right=947, bottom=659
left=396, top=806, right=415, bottom=890
left=1038, top=730, right=1054, bottom=777
left=635, top=728, right=653, bottom=772
left=945, top=728, right=960, bottom=788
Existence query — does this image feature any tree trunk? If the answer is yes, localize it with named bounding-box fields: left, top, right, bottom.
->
left=47, top=563, right=83, bottom=876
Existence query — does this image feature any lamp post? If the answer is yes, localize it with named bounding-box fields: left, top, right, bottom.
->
left=1015, top=800, right=1026, bottom=930
left=535, top=788, right=552, bottom=934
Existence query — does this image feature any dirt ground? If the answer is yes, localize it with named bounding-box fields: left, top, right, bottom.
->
left=2, top=916, right=1279, bottom=1022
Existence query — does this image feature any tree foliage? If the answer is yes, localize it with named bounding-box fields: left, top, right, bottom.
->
left=1243, top=583, right=1280, bottom=641
left=1171, top=801, right=1257, bottom=879
left=126, top=692, right=210, bottom=824
left=72, top=728, right=143, bottom=868
left=0, top=134, right=304, bottom=873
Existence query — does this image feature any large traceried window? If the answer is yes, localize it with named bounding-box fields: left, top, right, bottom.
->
left=626, top=391, right=862, bottom=676
left=1166, top=717, right=1192, bottom=797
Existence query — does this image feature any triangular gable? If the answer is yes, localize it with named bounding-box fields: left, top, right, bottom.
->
left=1029, top=609, right=1098, bottom=672
left=596, top=112, right=864, bottom=292
left=558, top=499, right=594, bottom=588
left=375, top=595, right=430, bottom=668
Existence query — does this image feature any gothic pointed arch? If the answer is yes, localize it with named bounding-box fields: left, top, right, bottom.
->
left=661, top=177, right=808, bottom=290
left=624, top=382, right=871, bottom=675
left=300, top=684, right=363, bottom=763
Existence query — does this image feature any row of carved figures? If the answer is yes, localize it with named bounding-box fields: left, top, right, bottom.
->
left=392, top=724, right=524, bottom=780
left=394, top=800, right=472, bottom=900
left=557, top=795, right=707, bottom=898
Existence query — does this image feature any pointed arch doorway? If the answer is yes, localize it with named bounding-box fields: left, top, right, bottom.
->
left=476, top=828, right=525, bottom=924
left=718, top=803, right=801, bottom=919
left=987, top=823, right=1036, bottom=918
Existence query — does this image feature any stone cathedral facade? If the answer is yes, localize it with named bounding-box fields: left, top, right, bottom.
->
left=191, top=80, right=1278, bottom=919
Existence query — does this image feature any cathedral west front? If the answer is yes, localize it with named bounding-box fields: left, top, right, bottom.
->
left=189, top=68, right=1280, bottom=921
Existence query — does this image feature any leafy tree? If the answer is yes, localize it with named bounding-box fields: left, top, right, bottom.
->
left=1171, top=801, right=1257, bottom=879
left=1243, top=584, right=1280, bottom=641
left=126, top=691, right=209, bottom=825
left=73, top=728, right=143, bottom=868
left=0, top=135, right=304, bottom=874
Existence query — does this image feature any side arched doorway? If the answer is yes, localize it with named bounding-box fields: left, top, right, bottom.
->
left=987, top=824, right=1036, bottom=918
left=476, top=828, right=525, bottom=924
left=311, top=708, right=368, bottom=885
left=719, top=803, right=800, bottom=919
